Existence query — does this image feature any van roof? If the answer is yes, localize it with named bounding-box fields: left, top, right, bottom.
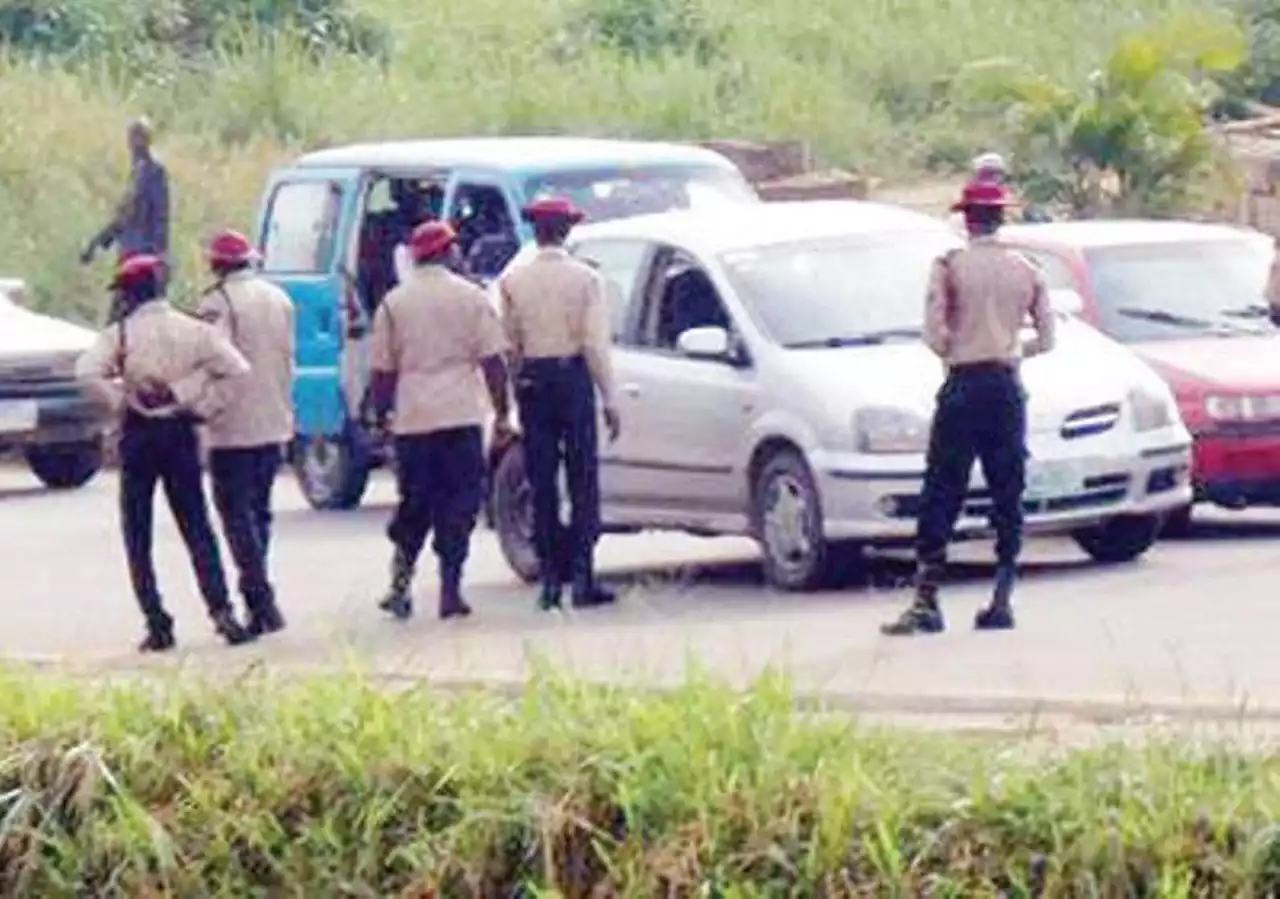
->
left=294, top=137, right=740, bottom=174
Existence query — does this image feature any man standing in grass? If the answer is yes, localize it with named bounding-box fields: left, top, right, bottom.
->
left=80, top=118, right=170, bottom=284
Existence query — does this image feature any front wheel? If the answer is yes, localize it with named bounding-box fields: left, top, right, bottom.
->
left=25, top=439, right=103, bottom=489
left=292, top=429, right=371, bottom=511
left=1072, top=513, right=1163, bottom=564
left=489, top=443, right=541, bottom=584
left=751, top=448, right=838, bottom=591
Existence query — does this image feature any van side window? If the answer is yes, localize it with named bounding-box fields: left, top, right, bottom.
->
left=261, top=181, right=345, bottom=275
left=448, top=183, right=520, bottom=278
left=571, top=238, right=653, bottom=345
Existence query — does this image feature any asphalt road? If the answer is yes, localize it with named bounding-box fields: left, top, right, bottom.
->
left=5, top=463, right=1280, bottom=727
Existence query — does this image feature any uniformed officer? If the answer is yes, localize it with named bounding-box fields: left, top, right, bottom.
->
left=75, top=254, right=254, bottom=651
left=369, top=220, right=514, bottom=620
left=196, top=229, right=295, bottom=637
left=498, top=196, right=620, bottom=611
left=882, top=179, right=1057, bottom=636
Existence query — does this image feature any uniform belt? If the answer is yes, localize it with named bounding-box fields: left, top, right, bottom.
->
left=521, top=354, right=586, bottom=371
left=948, top=360, right=1016, bottom=376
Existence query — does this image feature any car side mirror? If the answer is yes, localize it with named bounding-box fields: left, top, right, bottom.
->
left=676, top=326, right=731, bottom=360
left=1049, top=288, right=1084, bottom=316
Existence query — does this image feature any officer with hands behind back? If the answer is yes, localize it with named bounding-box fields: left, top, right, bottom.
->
left=498, top=196, right=620, bottom=612
left=75, top=254, right=255, bottom=652
left=882, top=178, right=1056, bottom=637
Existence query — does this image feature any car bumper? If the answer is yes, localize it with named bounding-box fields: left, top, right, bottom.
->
left=811, top=434, right=1193, bottom=544
left=1191, top=428, right=1280, bottom=507
left=0, top=387, right=107, bottom=450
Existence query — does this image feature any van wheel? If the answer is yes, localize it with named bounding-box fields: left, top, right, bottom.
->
left=292, top=429, right=370, bottom=511
left=752, top=448, right=835, bottom=591
left=26, top=439, right=103, bottom=489
left=490, top=443, right=541, bottom=584
left=1072, top=514, right=1162, bottom=564
left=1159, top=504, right=1193, bottom=538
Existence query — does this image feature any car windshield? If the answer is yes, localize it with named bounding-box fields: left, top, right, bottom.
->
left=523, top=165, right=757, bottom=222
left=717, top=230, right=962, bottom=347
left=1085, top=239, right=1278, bottom=342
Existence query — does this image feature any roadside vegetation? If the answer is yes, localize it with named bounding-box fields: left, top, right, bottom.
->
left=1, top=666, right=1279, bottom=893
left=1, top=0, right=1271, bottom=320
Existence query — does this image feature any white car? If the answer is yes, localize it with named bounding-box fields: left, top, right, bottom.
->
left=487, top=201, right=1194, bottom=591
left=0, top=279, right=109, bottom=489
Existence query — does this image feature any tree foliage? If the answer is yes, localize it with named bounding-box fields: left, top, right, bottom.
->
left=957, top=13, right=1245, bottom=217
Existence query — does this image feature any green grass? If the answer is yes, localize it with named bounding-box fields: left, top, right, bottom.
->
left=0, top=0, right=1222, bottom=323
left=2, top=664, right=1280, bottom=894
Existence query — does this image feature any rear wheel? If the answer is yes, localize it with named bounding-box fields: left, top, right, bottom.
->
left=1158, top=504, right=1193, bottom=538
left=751, top=448, right=843, bottom=591
left=292, top=427, right=371, bottom=511
left=1072, top=513, right=1163, bottom=564
left=490, top=443, right=540, bottom=584
left=26, top=439, right=103, bottom=489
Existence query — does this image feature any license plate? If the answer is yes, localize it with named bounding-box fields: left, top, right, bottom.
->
left=1025, top=460, right=1081, bottom=500
left=0, top=399, right=36, bottom=434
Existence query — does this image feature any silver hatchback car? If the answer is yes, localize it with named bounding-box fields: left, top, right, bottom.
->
left=488, top=202, right=1193, bottom=591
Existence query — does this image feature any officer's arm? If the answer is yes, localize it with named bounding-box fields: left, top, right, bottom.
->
left=497, top=278, right=524, bottom=368
left=368, top=303, right=397, bottom=421
left=74, top=329, right=126, bottom=415
left=471, top=296, right=512, bottom=422
left=171, top=325, right=251, bottom=415
left=194, top=290, right=232, bottom=339
left=923, top=259, right=951, bottom=358
left=582, top=271, right=618, bottom=408
left=1023, top=272, right=1056, bottom=357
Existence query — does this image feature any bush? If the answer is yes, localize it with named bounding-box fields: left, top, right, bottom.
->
left=1, top=665, right=1280, bottom=894
left=0, top=0, right=1229, bottom=322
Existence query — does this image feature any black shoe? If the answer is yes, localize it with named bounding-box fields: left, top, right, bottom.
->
left=974, top=604, right=1015, bottom=630
left=138, top=629, right=175, bottom=653
left=379, top=593, right=413, bottom=621
left=439, top=592, right=473, bottom=620
left=247, top=605, right=286, bottom=637
left=538, top=582, right=563, bottom=612
left=572, top=584, right=616, bottom=608
left=212, top=610, right=255, bottom=646
left=880, top=602, right=945, bottom=636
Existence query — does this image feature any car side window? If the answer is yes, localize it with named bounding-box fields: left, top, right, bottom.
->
left=261, top=180, right=345, bottom=275
left=635, top=248, right=734, bottom=353
left=570, top=238, right=654, bottom=345
left=1015, top=248, right=1077, bottom=291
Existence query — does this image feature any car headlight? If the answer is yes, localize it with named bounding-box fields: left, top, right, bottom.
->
left=1128, top=387, right=1175, bottom=433
left=1204, top=393, right=1280, bottom=421
left=853, top=407, right=930, bottom=454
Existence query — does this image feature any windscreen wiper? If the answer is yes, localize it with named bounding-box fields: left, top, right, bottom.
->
left=1220, top=303, right=1273, bottom=319
left=784, top=328, right=923, bottom=349
left=1114, top=306, right=1217, bottom=329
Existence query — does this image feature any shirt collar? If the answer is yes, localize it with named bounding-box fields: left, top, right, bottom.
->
left=536, top=246, right=570, bottom=260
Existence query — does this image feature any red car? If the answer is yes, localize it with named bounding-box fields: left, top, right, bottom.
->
left=1000, top=220, right=1280, bottom=532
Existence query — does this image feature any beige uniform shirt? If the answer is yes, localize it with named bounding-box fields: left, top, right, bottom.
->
left=498, top=247, right=616, bottom=407
left=924, top=237, right=1056, bottom=366
left=370, top=265, right=508, bottom=437
left=195, top=272, right=296, bottom=449
left=75, top=299, right=250, bottom=420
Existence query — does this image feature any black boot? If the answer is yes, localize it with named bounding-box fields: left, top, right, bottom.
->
left=246, top=596, right=286, bottom=637
left=379, top=546, right=415, bottom=621
left=974, top=564, right=1016, bottom=630
left=881, top=567, right=945, bottom=636
left=138, top=625, right=175, bottom=653
left=538, top=580, right=564, bottom=611
left=439, top=566, right=473, bottom=620
left=211, top=609, right=254, bottom=646
left=571, top=556, right=615, bottom=609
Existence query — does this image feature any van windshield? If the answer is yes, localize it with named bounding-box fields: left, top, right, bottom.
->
left=718, top=231, right=962, bottom=347
left=523, top=165, right=757, bottom=222
left=1085, top=239, right=1278, bottom=341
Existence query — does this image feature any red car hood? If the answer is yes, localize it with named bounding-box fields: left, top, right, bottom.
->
left=1136, top=335, right=1280, bottom=391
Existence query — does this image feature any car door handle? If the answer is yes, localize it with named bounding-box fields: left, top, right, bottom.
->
left=621, top=382, right=641, bottom=397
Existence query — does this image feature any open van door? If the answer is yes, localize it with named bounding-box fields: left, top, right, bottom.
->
left=255, top=166, right=371, bottom=510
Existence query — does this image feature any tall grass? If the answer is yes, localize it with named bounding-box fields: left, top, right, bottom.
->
left=2, top=665, right=1279, bottom=893
left=0, top=0, right=1219, bottom=321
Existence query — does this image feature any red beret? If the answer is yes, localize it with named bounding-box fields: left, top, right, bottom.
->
left=520, top=196, right=585, bottom=224
left=951, top=180, right=1017, bottom=213
left=110, top=254, right=165, bottom=289
left=207, top=229, right=260, bottom=267
left=408, top=220, right=457, bottom=263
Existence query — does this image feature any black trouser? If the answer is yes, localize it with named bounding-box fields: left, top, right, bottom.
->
left=209, top=444, right=281, bottom=616
left=118, top=411, right=231, bottom=632
left=516, top=355, right=600, bottom=586
left=916, top=362, right=1027, bottom=574
left=387, top=426, right=486, bottom=584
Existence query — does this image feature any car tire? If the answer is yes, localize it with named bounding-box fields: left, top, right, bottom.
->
left=751, top=447, right=836, bottom=592
left=25, top=439, right=103, bottom=490
left=291, top=426, right=371, bottom=511
left=490, top=442, right=541, bottom=584
left=1072, top=513, right=1163, bottom=564
left=1158, top=504, right=1193, bottom=538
